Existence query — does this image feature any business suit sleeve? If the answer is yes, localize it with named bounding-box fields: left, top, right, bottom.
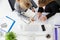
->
left=30, top=0, right=37, bottom=8
left=46, top=2, right=59, bottom=19
left=38, top=7, right=43, bottom=13
left=46, top=6, right=56, bottom=19
left=46, top=12, right=56, bottom=19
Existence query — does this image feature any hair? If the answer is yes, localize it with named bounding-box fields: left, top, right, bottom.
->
left=16, top=0, right=32, bottom=10
left=38, top=0, right=54, bottom=7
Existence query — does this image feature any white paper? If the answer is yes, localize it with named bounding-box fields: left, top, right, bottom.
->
left=24, top=9, right=36, bottom=18
left=0, top=16, right=13, bottom=32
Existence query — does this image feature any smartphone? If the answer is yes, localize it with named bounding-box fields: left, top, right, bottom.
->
left=41, top=25, right=46, bottom=31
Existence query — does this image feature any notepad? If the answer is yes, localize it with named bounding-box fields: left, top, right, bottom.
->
left=21, top=9, right=36, bottom=23
left=23, top=9, right=36, bottom=18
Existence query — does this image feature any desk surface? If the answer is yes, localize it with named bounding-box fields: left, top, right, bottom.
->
left=0, top=0, right=60, bottom=40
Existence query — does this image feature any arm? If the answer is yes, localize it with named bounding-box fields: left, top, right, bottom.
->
left=37, top=7, right=43, bottom=19
left=46, top=4, right=58, bottom=19
left=30, top=0, right=37, bottom=8
left=46, top=12, right=56, bottom=19
left=45, top=1, right=60, bottom=19
left=30, top=0, right=37, bottom=12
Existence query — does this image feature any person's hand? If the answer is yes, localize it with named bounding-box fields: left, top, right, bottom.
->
left=30, top=18, right=35, bottom=22
left=37, top=12, right=42, bottom=19
left=32, top=8, right=35, bottom=12
left=40, top=16, right=47, bottom=21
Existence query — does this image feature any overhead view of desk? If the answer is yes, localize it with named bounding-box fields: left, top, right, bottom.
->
left=0, top=0, right=60, bottom=40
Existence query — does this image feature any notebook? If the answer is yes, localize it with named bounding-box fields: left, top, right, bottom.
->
left=21, top=9, right=36, bottom=24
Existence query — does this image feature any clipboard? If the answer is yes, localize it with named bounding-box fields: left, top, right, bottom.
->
left=0, top=16, right=15, bottom=32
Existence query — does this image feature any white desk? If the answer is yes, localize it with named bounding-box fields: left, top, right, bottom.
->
left=0, top=0, right=12, bottom=40
left=0, top=0, right=12, bottom=18
left=0, top=0, right=60, bottom=40
left=7, top=11, right=54, bottom=40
